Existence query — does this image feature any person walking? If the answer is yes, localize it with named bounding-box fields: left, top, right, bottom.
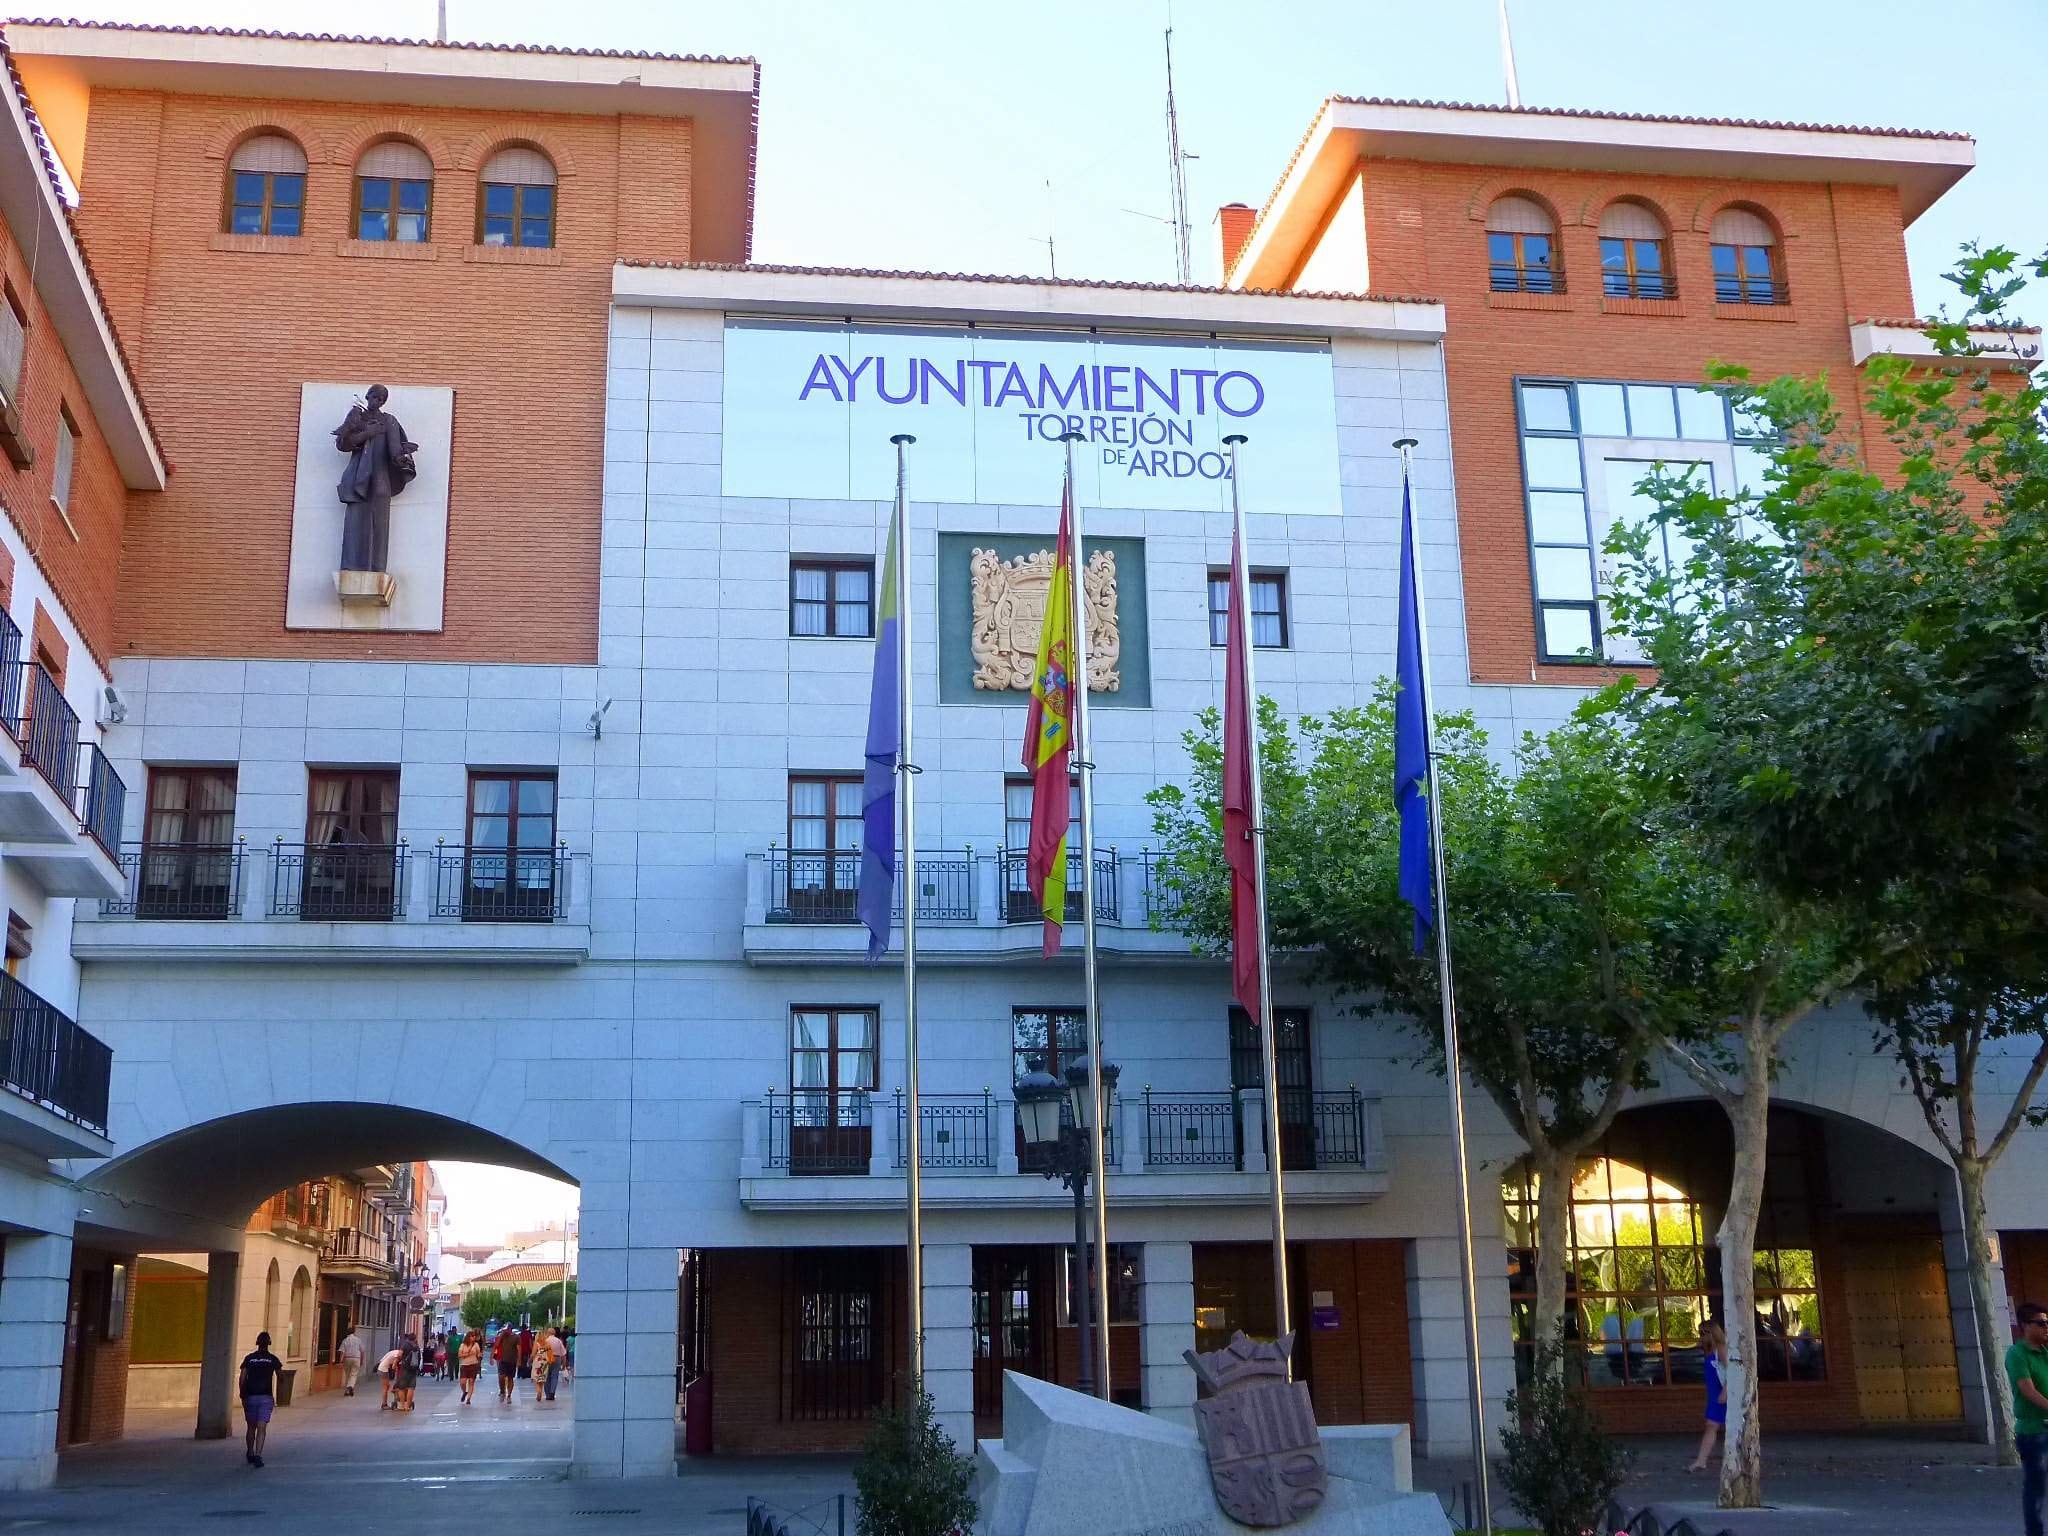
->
left=530, top=1327, right=553, bottom=1404
left=2010, top=1302, right=2048, bottom=1536
left=1687, top=1319, right=1728, bottom=1473
left=377, top=1343, right=403, bottom=1410
left=238, top=1330, right=283, bottom=1469
left=541, top=1325, right=567, bottom=1402
left=517, top=1323, right=535, bottom=1383
left=458, top=1328, right=484, bottom=1405
left=337, top=1326, right=364, bottom=1398
left=396, top=1335, right=421, bottom=1411
left=445, top=1327, right=461, bottom=1381
left=493, top=1324, right=519, bottom=1403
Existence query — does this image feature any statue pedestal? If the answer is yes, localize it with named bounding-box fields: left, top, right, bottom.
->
left=973, top=1373, right=1453, bottom=1536
left=336, top=569, right=397, bottom=608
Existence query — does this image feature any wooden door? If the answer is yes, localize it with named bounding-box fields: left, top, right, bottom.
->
left=1843, top=1235, right=1963, bottom=1424
left=973, top=1246, right=1049, bottom=1430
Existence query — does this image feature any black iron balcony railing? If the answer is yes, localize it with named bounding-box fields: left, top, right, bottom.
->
left=12, top=660, right=79, bottom=806
left=1139, top=851, right=1188, bottom=930
left=1298, top=1087, right=1371, bottom=1169
left=1714, top=274, right=1789, bottom=306
left=893, top=1090, right=1000, bottom=1172
left=102, top=841, right=246, bottom=918
left=271, top=840, right=408, bottom=921
left=0, top=607, right=20, bottom=722
left=1142, top=1089, right=1240, bottom=1169
left=1490, top=264, right=1559, bottom=295
left=79, top=742, right=124, bottom=855
left=1000, top=848, right=1119, bottom=925
left=1602, top=270, right=1675, bottom=301
left=0, top=970, right=110, bottom=1135
left=763, top=1089, right=873, bottom=1175
left=763, top=848, right=977, bottom=924
left=432, top=843, right=567, bottom=922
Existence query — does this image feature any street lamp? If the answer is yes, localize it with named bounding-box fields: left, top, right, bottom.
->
left=1014, top=1053, right=1119, bottom=1400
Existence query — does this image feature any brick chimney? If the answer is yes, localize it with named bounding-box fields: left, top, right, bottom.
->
left=1215, top=203, right=1257, bottom=283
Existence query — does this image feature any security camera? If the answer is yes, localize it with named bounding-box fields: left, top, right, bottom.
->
left=587, top=698, right=614, bottom=739
left=99, top=685, right=127, bottom=726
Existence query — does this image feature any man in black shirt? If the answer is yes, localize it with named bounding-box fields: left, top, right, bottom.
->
left=238, top=1330, right=283, bottom=1467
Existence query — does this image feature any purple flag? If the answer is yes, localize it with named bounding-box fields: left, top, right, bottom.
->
left=857, top=504, right=902, bottom=958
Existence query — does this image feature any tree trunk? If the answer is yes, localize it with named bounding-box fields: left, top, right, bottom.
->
left=1717, top=1069, right=1770, bottom=1509
left=1531, top=1142, right=1572, bottom=1371
left=1957, top=1156, right=2019, bottom=1466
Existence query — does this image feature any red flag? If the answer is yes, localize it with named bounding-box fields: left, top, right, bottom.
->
left=1222, top=524, right=1260, bottom=1020
left=1021, top=481, right=1076, bottom=957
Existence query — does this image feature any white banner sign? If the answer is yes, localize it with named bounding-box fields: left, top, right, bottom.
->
left=721, top=319, right=1343, bottom=514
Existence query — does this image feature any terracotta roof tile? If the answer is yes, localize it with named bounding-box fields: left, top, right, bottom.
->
left=1859, top=315, right=2042, bottom=334
left=465, top=1262, right=567, bottom=1286
left=6, top=16, right=754, bottom=65
left=618, top=258, right=1438, bottom=307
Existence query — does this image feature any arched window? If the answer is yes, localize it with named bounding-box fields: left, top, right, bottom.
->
left=1710, top=207, right=1783, bottom=305
left=262, top=1258, right=280, bottom=1337
left=1486, top=195, right=1559, bottom=295
left=225, top=134, right=306, bottom=237
left=477, top=146, right=556, bottom=249
left=1598, top=201, right=1671, bottom=300
left=288, top=1268, right=312, bottom=1360
left=354, top=139, right=432, bottom=243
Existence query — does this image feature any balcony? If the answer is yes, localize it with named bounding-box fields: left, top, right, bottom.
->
left=742, top=846, right=1190, bottom=964
left=76, top=837, right=590, bottom=964
left=321, top=1226, right=399, bottom=1279
left=0, top=970, right=113, bottom=1156
left=739, top=1082, right=1386, bottom=1211
left=0, top=636, right=128, bottom=899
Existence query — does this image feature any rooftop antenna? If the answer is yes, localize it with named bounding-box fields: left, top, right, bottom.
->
left=1164, top=18, right=1195, bottom=284
left=1032, top=176, right=1058, bottom=280
left=1498, top=0, right=1522, bottom=108
left=436, top=0, right=448, bottom=43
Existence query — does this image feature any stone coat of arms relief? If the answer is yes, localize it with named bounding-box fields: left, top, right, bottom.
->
left=969, top=545, right=1121, bottom=693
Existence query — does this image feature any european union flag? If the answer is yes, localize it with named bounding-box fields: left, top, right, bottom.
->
left=1394, top=476, right=1433, bottom=954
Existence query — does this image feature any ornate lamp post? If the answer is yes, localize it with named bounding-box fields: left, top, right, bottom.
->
left=1015, top=1053, right=1120, bottom=1400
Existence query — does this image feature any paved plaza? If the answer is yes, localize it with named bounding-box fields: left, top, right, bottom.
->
left=3, top=1386, right=2030, bottom=1536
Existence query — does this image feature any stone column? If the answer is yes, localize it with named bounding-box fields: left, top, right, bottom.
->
left=1404, top=1236, right=1510, bottom=1460
left=0, top=1230, right=72, bottom=1491
left=194, top=1250, right=240, bottom=1440
left=571, top=1234, right=682, bottom=1479
left=1140, top=1239, right=1196, bottom=1428
left=923, top=1243, right=975, bottom=1451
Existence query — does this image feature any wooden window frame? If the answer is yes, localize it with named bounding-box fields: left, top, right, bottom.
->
left=223, top=168, right=305, bottom=238
left=1711, top=242, right=1784, bottom=305
left=352, top=174, right=432, bottom=244
left=788, top=1005, right=880, bottom=1098
left=462, top=770, right=558, bottom=920
left=1487, top=229, right=1559, bottom=294
left=789, top=559, right=877, bottom=639
left=476, top=181, right=556, bottom=249
left=51, top=404, right=77, bottom=518
left=1206, top=569, right=1290, bottom=649
left=1598, top=236, right=1672, bottom=300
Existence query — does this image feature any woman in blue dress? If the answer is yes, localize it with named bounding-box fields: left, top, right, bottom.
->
left=1689, top=1319, right=1728, bottom=1472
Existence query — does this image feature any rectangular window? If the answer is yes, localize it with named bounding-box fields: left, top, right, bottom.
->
left=480, top=183, right=555, bottom=249
left=1003, top=778, right=1084, bottom=923
left=355, top=177, right=430, bottom=243
left=302, top=768, right=400, bottom=921
left=784, top=774, right=863, bottom=920
left=462, top=771, right=557, bottom=920
left=230, top=171, right=303, bottom=238
left=1206, top=570, right=1288, bottom=648
left=1011, top=1005, right=1088, bottom=1086
left=787, top=1248, right=889, bottom=1420
left=0, top=281, right=26, bottom=405
left=52, top=405, right=76, bottom=516
left=1712, top=244, right=1783, bottom=305
left=139, top=767, right=238, bottom=918
left=790, top=560, right=876, bottom=638
left=1488, top=230, right=1557, bottom=294
left=1060, top=1242, right=1144, bottom=1326
left=788, top=1005, right=877, bottom=1175
left=1598, top=237, right=1670, bottom=300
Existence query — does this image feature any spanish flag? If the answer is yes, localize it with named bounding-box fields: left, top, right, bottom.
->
left=1021, top=477, right=1076, bottom=958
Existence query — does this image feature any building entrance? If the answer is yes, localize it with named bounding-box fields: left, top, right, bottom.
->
left=1841, top=1232, right=1964, bottom=1425
left=972, top=1245, right=1050, bottom=1432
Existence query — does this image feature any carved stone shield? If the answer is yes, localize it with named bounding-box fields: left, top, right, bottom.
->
left=968, top=545, right=1121, bottom=693
left=1191, top=1377, right=1328, bottom=1527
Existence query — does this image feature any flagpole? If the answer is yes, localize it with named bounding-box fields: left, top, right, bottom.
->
left=1395, top=436, right=1492, bottom=1535
left=1059, top=429, right=1114, bottom=1400
left=893, top=432, right=925, bottom=1387
left=1223, top=432, right=1292, bottom=1354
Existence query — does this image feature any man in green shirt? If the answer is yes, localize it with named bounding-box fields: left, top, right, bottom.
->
left=2007, top=1303, right=2048, bottom=1536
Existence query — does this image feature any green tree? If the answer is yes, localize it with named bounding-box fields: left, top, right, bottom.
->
left=1591, top=243, right=2048, bottom=1500
left=1500, top=1334, right=1629, bottom=1536
left=459, top=1284, right=534, bottom=1331
left=1148, top=691, right=1706, bottom=1371
left=852, top=1380, right=977, bottom=1536
left=530, top=1278, right=577, bottom=1327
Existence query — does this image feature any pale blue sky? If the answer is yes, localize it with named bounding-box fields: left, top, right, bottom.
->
left=30, top=0, right=2048, bottom=315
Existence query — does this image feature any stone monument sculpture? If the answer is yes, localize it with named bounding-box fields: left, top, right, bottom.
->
left=332, top=384, right=418, bottom=600
left=1185, top=1333, right=1328, bottom=1527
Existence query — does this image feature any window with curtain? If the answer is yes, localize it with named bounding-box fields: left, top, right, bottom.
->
left=224, top=133, right=307, bottom=236
left=1003, top=778, right=1084, bottom=922
left=303, top=769, right=400, bottom=920
left=52, top=405, right=76, bottom=516
left=1486, top=195, right=1559, bottom=294
left=462, top=771, right=557, bottom=919
left=1710, top=207, right=1783, bottom=305
left=0, top=282, right=27, bottom=406
left=477, top=145, right=557, bottom=248
left=785, top=775, right=863, bottom=919
left=1206, top=569, right=1288, bottom=647
left=354, top=139, right=433, bottom=243
left=140, top=766, right=238, bottom=917
left=789, top=560, right=875, bottom=637
left=1598, top=202, right=1671, bottom=299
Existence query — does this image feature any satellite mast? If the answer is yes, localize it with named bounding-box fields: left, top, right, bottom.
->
left=1498, top=0, right=1522, bottom=108
left=1164, top=22, right=1193, bottom=285
left=436, top=0, right=448, bottom=43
